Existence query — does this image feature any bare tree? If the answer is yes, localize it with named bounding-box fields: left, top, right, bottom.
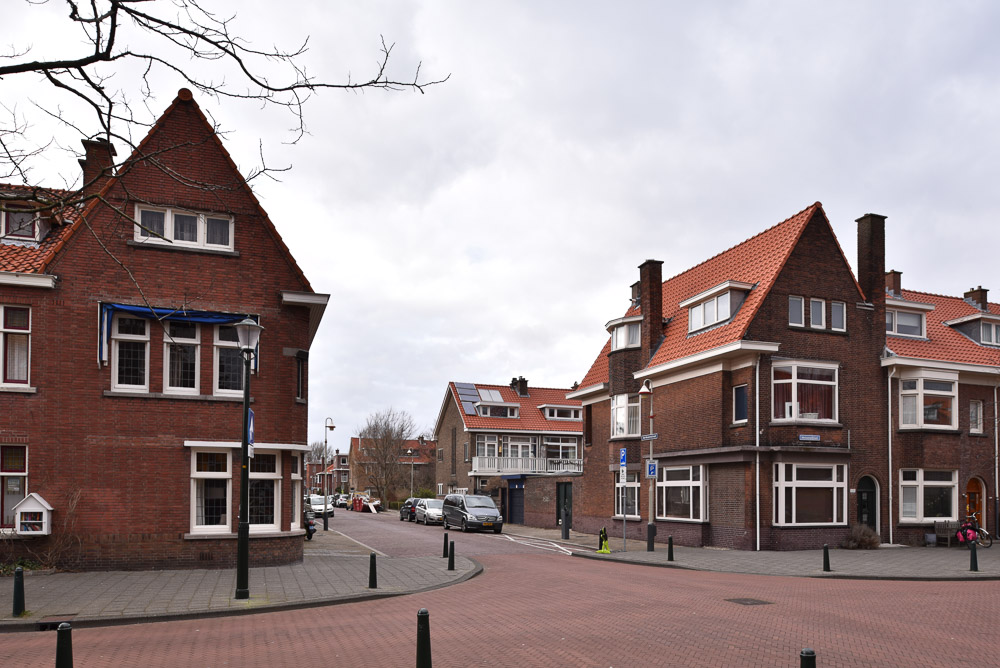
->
left=355, top=407, right=416, bottom=503
left=309, top=440, right=333, bottom=465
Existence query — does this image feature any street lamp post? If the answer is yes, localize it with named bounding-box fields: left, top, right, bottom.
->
left=234, top=317, right=263, bottom=601
left=407, top=448, right=414, bottom=497
left=638, top=379, right=655, bottom=551
left=324, top=418, right=335, bottom=530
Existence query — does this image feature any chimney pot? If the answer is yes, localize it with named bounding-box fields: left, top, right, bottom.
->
left=885, top=270, right=902, bottom=297
left=79, top=138, right=117, bottom=197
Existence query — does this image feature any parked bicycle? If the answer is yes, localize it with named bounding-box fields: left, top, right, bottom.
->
left=957, top=512, right=992, bottom=549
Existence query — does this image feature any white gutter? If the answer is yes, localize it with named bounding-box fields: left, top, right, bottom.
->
left=754, top=354, right=761, bottom=551
left=0, top=272, right=56, bottom=288
left=881, top=355, right=1000, bottom=376
left=887, top=367, right=895, bottom=544
left=566, top=382, right=607, bottom=401
left=634, top=340, right=780, bottom=380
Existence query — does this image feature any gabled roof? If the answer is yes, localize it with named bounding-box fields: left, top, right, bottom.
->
left=348, top=437, right=437, bottom=465
left=886, top=289, right=1000, bottom=368
left=438, top=381, right=582, bottom=435
left=577, top=203, right=858, bottom=388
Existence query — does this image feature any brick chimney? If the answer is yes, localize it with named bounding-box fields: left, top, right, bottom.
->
left=856, top=214, right=886, bottom=305
left=78, top=138, right=117, bottom=197
left=885, top=270, right=902, bottom=298
left=965, top=286, right=989, bottom=311
left=510, top=376, right=528, bottom=397
left=638, top=259, right=664, bottom=363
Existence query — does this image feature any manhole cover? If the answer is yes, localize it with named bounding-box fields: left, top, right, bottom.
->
left=725, top=598, right=773, bottom=606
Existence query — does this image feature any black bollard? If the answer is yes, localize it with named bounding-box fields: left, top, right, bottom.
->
left=416, top=608, right=432, bottom=668
left=667, top=535, right=674, bottom=561
left=799, top=647, right=816, bottom=668
left=561, top=507, right=569, bottom=540
left=12, top=566, right=24, bottom=616
left=970, top=539, right=979, bottom=572
left=823, top=544, right=831, bottom=572
left=448, top=541, right=455, bottom=571
left=368, top=552, right=378, bottom=589
left=646, top=522, right=656, bottom=552
left=442, top=532, right=449, bottom=558
left=56, top=622, right=73, bottom=668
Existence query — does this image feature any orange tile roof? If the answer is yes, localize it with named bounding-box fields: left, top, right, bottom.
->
left=886, top=289, right=1000, bottom=368
left=0, top=185, right=79, bottom=274
left=347, top=437, right=437, bottom=465
left=448, top=382, right=582, bottom=433
left=577, top=203, right=859, bottom=387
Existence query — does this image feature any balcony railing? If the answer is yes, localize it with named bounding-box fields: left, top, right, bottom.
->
left=471, top=456, right=583, bottom=475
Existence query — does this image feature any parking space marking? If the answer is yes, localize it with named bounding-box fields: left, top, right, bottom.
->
left=494, top=534, right=575, bottom=555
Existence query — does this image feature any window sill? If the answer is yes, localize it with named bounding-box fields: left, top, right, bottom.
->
left=788, top=325, right=848, bottom=336
left=295, top=397, right=307, bottom=405
left=128, top=239, right=240, bottom=257
left=897, top=427, right=960, bottom=434
left=0, top=385, right=37, bottom=394
left=773, top=523, right=848, bottom=528
left=609, top=435, right=642, bottom=441
left=612, top=515, right=642, bottom=521
left=898, top=519, right=955, bottom=526
left=104, top=390, right=251, bottom=402
left=654, top=517, right=707, bottom=524
left=730, top=421, right=748, bottom=429
left=183, top=529, right=305, bottom=540
left=770, top=420, right=842, bottom=428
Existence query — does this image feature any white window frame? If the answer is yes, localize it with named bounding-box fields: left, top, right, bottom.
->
left=213, top=325, right=243, bottom=397
left=656, top=465, right=708, bottom=521
left=788, top=296, right=804, bottom=327
left=970, top=400, right=984, bottom=434
left=981, top=321, right=1000, bottom=346
left=611, top=393, right=641, bottom=437
left=830, top=301, right=846, bottom=332
left=503, top=435, right=536, bottom=458
left=1, top=305, right=31, bottom=387
left=809, top=298, right=825, bottom=329
left=111, top=314, right=149, bottom=392
left=478, top=478, right=488, bottom=489
left=1, top=445, right=28, bottom=529
left=773, top=463, right=847, bottom=526
left=543, top=436, right=578, bottom=460
left=163, top=321, right=200, bottom=395
left=546, top=407, right=582, bottom=420
left=134, top=205, right=235, bottom=252
left=688, top=292, right=731, bottom=333
left=886, top=309, right=925, bottom=338
left=476, top=434, right=498, bottom=457
left=899, top=378, right=957, bottom=430
left=899, top=469, right=958, bottom=523
left=190, top=449, right=231, bottom=534
left=614, top=471, right=640, bottom=519
left=249, top=450, right=281, bottom=533
left=290, top=453, right=301, bottom=530
left=611, top=322, right=641, bottom=351
left=771, top=361, right=838, bottom=423
left=1, top=210, right=38, bottom=241
left=732, top=384, right=748, bottom=424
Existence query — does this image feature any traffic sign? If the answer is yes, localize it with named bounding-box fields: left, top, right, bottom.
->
left=640, top=433, right=658, bottom=441
left=619, top=447, right=627, bottom=477
left=646, top=459, right=657, bottom=479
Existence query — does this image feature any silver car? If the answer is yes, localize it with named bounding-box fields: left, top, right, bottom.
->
left=415, top=498, right=444, bottom=525
left=307, top=494, right=335, bottom=517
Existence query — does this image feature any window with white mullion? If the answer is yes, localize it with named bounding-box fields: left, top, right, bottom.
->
left=290, top=454, right=302, bottom=530
left=611, top=394, right=641, bottom=437
left=773, top=463, right=846, bottom=526
left=249, top=451, right=280, bottom=532
left=611, top=322, right=641, bottom=350
left=1, top=306, right=30, bottom=385
left=970, top=400, right=983, bottom=434
left=163, top=321, right=200, bottom=394
left=214, top=325, right=243, bottom=395
left=772, top=362, right=838, bottom=422
left=689, top=292, right=731, bottom=332
left=134, top=205, right=234, bottom=251
left=656, top=465, right=708, bottom=521
left=475, top=434, right=497, bottom=458
left=190, top=450, right=231, bottom=533
left=111, top=315, right=149, bottom=391
left=543, top=436, right=578, bottom=460
left=899, top=469, right=957, bottom=522
left=981, top=321, right=1000, bottom=346
left=886, top=309, right=924, bottom=337
left=614, top=471, right=639, bottom=518
left=899, top=378, right=956, bottom=429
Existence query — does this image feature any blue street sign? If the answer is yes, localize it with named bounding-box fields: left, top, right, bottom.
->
left=646, top=459, right=657, bottom=479
left=619, top=448, right=627, bottom=466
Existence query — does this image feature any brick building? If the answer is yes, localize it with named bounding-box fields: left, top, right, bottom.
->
left=432, top=378, right=583, bottom=528
left=0, top=89, right=328, bottom=569
left=348, top=436, right=436, bottom=502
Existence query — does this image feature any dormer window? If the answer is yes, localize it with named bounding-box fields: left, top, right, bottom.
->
left=886, top=309, right=924, bottom=337
left=3, top=210, right=35, bottom=239
left=134, top=205, right=234, bottom=252
left=608, top=319, right=641, bottom=351
left=982, top=321, right=1000, bottom=346
left=681, top=281, right=752, bottom=333
left=544, top=406, right=581, bottom=420
left=477, top=405, right=519, bottom=418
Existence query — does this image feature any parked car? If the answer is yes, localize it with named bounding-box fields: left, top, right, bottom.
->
left=307, top=495, right=335, bottom=517
left=334, top=494, right=349, bottom=508
left=415, top=498, right=444, bottom=525
left=399, top=498, right=417, bottom=522
left=442, top=494, right=503, bottom=533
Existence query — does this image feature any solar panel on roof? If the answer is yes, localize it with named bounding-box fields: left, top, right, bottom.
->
left=455, top=382, right=477, bottom=391
left=490, top=389, right=503, bottom=402
left=461, top=401, right=476, bottom=415
left=477, top=389, right=491, bottom=401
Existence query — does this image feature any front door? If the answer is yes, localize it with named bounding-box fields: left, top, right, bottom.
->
left=856, top=476, right=878, bottom=532
left=508, top=487, right=524, bottom=524
left=966, top=478, right=984, bottom=526
left=557, top=482, right=573, bottom=528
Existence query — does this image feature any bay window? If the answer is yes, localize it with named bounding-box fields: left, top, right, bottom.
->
left=214, top=325, right=243, bottom=395
left=112, top=315, right=149, bottom=391
left=900, top=378, right=956, bottom=429
left=291, top=454, right=302, bottom=530
left=190, top=450, right=230, bottom=533
left=772, top=362, right=838, bottom=421
left=611, top=393, right=640, bottom=437
left=656, top=465, right=708, bottom=521
left=899, top=469, right=957, bottom=522
left=1, top=446, right=27, bottom=528
left=164, top=321, right=199, bottom=394
left=611, top=321, right=641, bottom=350
left=773, top=463, right=846, bottom=525
left=249, top=452, right=280, bottom=532
left=1, top=306, right=30, bottom=385
left=614, top=471, right=639, bottom=518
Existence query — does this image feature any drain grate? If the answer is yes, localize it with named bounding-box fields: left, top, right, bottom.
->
left=725, top=598, right=773, bottom=606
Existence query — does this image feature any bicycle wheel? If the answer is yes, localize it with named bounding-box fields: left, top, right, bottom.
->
left=978, top=530, right=992, bottom=548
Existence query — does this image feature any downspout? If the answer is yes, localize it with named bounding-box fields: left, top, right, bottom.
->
left=887, top=367, right=895, bottom=545
left=755, top=354, right=761, bottom=551
left=994, top=383, right=998, bottom=535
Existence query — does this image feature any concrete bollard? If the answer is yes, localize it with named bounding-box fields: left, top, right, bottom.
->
left=416, top=608, right=432, bottom=668
left=12, top=566, right=24, bottom=616
left=368, top=552, right=378, bottom=589
left=442, top=532, right=449, bottom=558
left=667, top=535, right=674, bottom=562
left=823, top=544, right=831, bottom=572
left=448, top=541, right=455, bottom=571
left=970, top=540, right=979, bottom=572
left=800, top=647, right=816, bottom=668
left=56, top=622, right=73, bottom=668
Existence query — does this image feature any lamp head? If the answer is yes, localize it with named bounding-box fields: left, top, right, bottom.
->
left=234, top=317, right=263, bottom=352
left=638, top=379, right=653, bottom=395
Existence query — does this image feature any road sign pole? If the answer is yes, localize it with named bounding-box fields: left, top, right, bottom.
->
left=620, top=447, right=627, bottom=553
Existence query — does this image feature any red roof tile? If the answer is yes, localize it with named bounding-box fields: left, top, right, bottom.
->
left=886, top=289, right=1000, bottom=368
left=0, top=185, right=79, bottom=274
left=577, top=203, right=858, bottom=386
left=448, top=382, right=582, bottom=433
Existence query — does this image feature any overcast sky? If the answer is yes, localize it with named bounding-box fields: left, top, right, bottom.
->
left=6, top=2, right=1000, bottom=453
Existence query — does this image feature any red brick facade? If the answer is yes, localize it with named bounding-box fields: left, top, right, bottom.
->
left=0, top=91, right=326, bottom=569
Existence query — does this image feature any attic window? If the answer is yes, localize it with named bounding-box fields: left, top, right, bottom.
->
left=3, top=210, right=35, bottom=239
left=134, top=205, right=234, bottom=252
left=546, top=407, right=581, bottom=420
left=477, top=405, right=519, bottom=418
left=982, top=321, right=1000, bottom=346
left=886, top=309, right=924, bottom=338
left=612, top=323, right=640, bottom=350
left=689, top=292, right=730, bottom=332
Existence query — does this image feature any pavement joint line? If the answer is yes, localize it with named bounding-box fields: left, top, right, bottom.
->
left=317, top=529, right=387, bottom=557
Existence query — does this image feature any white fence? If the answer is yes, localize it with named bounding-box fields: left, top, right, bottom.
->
left=471, top=456, right=583, bottom=475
